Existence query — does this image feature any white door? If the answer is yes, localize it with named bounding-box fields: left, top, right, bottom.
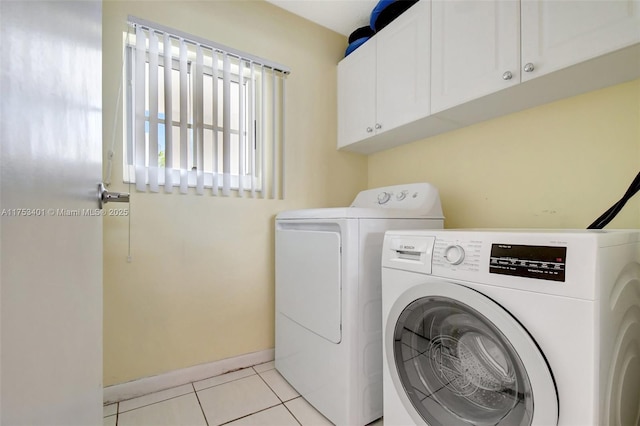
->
left=431, top=0, right=520, bottom=113
left=385, top=281, right=558, bottom=426
left=1, top=1, right=103, bottom=424
left=521, top=0, right=640, bottom=82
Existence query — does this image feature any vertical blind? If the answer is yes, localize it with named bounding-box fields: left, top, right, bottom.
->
left=126, top=17, right=289, bottom=199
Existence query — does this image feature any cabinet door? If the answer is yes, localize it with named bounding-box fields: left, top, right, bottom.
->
left=337, top=42, right=376, bottom=149
left=431, top=0, right=520, bottom=113
left=376, top=0, right=431, bottom=134
left=521, top=0, right=640, bottom=82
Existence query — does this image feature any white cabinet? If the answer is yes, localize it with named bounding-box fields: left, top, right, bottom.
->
left=431, top=0, right=520, bottom=114
left=338, top=0, right=640, bottom=154
left=338, top=0, right=430, bottom=150
left=432, top=0, right=640, bottom=114
left=521, top=0, right=640, bottom=82
left=375, top=1, right=430, bottom=137
left=337, top=42, right=377, bottom=147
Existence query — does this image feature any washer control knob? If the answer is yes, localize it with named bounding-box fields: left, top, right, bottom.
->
left=444, top=245, right=465, bottom=265
left=377, top=191, right=391, bottom=205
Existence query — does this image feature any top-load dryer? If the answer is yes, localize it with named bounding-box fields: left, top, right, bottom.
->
left=275, top=183, right=444, bottom=426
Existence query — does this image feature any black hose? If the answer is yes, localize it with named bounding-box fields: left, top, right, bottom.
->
left=587, top=171, right=640, bottom=229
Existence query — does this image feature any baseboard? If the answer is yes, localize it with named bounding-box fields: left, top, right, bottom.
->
left=103, top=348, right=274, bottom=405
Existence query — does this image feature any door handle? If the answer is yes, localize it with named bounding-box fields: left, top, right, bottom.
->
left=98, top=183, right=129, bottom=209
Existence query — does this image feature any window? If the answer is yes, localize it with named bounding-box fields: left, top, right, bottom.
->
left=124, top=17, right=288, bottom=198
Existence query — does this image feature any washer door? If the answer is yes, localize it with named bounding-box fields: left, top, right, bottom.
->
left=385, top=280, right=558, bottom=426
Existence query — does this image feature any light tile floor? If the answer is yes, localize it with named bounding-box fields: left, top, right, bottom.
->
left=103, top=361, right=384, bottom=426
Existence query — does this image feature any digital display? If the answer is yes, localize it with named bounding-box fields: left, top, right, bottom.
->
left=489, top=244, right=566, bottom=282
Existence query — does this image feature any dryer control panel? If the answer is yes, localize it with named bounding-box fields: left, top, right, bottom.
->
left=350, top=183, right=443, bottom=217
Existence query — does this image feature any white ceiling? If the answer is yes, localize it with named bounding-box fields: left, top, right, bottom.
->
left=265, top=0, right=378, bottom=37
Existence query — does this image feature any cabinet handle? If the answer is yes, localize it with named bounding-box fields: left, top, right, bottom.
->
left=366, top=127, right=373, bottom=133
left=502, top=71, right=513, bottom=80
left=375, top=123, right=382, bottom=130
left=524, top=63, right=535, bottom=73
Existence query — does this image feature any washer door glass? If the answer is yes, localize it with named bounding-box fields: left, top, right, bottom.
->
left=394, top=296, right=533, bottom=425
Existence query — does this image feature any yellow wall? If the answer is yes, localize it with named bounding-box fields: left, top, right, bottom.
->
left=369, top=79, right=640, bottom=229
left=102, top=0, right=367, bottom=386
left=104, top=1, right=640, bottom=387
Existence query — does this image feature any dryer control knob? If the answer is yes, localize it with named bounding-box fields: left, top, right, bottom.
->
left=377, top=191, right=391, bottom=205
left=444, top=245, right=465, bottom=265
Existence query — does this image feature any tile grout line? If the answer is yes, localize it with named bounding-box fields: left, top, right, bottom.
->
left=195, top=368, right=259, bottom=393
left=118, top=390, right=194, bottom=415
left=118, top=368, right=258, bottom=414
left=255, top=368, right=284, bottom=404
left=217, top=402, right=284, bottom=426
left=196, top=366, right=278, bottom=426
left=111, top=363, right=279, bottom=423
left=192, top=382, right=210, bottom=426
left=254, top=368, right=303, bottom=426
left=281, top=398, right=303, bottom=426
left=256, top=368, right=301, bottom=403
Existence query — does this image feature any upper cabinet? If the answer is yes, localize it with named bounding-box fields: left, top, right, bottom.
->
left=521, top=0, right=640, bottom=82
left=337, top=0, right=640, bottom=154
left=338, top=0, right=431, bottom=150
left=432, top=0, right=640, bottom=113
left=431, top=0, right=520, bottom=114
left=375, top=1, right=430, bottom=138
left=433, top=0, right=640, bottom=126
left=337, top=39, right=377, bottom=148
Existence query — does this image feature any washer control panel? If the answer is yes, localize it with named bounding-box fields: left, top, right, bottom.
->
left=433, top=238, right=482, bottom=272
left=384, top=230, right=583, bottom=291
left=489, top=243, right=566, bottom=282
left=432, top=236, right=567, bottom=282
left=443, top=245, right=465, bottom=265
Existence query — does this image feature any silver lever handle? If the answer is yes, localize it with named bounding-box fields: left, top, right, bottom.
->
left=98, top=183, right=130, bottom=209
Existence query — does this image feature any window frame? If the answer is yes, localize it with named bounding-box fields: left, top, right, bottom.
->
left=123, top=43, right=262, bottom=192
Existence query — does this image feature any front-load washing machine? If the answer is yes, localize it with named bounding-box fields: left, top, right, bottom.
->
left=381, top=229, right=640, bottom=426
left=275, top=183, right=444, bottom=426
